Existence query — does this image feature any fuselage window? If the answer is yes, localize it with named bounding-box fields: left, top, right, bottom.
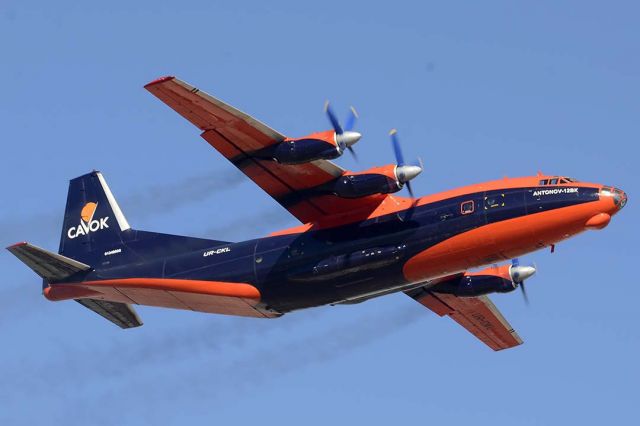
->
left=461, top=200, right=474, bottom=215
left=484, top=194, right=505, bottom=209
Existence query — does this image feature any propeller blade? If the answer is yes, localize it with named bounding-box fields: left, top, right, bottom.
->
left=389, top=129, right=406, bottom=166
left=406, top=180, right=415, bottom=198
left=324, top=101, right=344, bottom=135
left=347, top=146, right=358, bottom=161
left=512, top=258, right=520, bottom=267
left=520, top=282, right=529, bottom=305
left=344, top=106, right=359, bottom=132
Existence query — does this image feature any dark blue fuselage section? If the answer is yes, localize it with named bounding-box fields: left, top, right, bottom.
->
left=80, top=186, right=600, bottom=313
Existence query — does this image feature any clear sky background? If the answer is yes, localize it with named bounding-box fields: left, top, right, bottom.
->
left=0, top=1, right=638, bottom=424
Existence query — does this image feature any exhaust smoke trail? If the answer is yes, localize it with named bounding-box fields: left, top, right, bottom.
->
left=120, top=169, right=243, bottom=215
left=0, top=169, right=244, bottom=246
left=1, top=302, right=426, bottom=418
left=186, top=305, right=425, bottom=394
left=203, top=208, right=296, bottom=240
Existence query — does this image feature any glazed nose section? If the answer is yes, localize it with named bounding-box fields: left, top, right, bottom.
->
left=600, top=186, right=627, bottom=211
left=615, top=188, right=628, bottom=209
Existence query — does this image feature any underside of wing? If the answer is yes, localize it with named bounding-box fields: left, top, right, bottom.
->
left=75, top=298, right=143, bottom=329
left=145, top=77, right=386, bottom=224
left=407, top=287, right=523, bottom=351
left=7, top=242, right=91, bottom=282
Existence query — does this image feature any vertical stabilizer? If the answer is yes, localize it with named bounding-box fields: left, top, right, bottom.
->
left=58, top=171, right=131, bottom=258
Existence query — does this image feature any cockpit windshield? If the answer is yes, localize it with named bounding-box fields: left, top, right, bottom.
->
left=539, top=176, right=579, bottom=186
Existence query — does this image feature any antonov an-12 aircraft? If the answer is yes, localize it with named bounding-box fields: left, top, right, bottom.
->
left=8, top=77, right=627, bottom=350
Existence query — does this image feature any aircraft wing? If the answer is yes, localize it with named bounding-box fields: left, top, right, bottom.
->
left=406, top=286, right=523, bottom=351
left=145, top=77, right=385, bottom=224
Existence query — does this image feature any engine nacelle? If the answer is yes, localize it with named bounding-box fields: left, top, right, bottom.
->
left=431, top=265, right=516, bottom=297
left=322, top=165, right=402, bottom=198
left=259, top=130, right=361, bottom=164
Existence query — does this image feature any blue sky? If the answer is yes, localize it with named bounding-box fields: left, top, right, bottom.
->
left=0, top=1, right=638, bottom=424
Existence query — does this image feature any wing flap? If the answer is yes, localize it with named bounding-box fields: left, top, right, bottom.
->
left=407, top=288, right=522, bottom=351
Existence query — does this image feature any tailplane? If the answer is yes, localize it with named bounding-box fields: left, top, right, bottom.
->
left=7, top=241, right=141, bottom=329
left=7, top=242, right=91, bottom=282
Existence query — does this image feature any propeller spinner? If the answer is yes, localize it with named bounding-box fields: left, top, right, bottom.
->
left=324, top=101, right=361, bottom=159
left=389, top=129, right=423, bottom=197
left=509, top=258, right=537, bottom=305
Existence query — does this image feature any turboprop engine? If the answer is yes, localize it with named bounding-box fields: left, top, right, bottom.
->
left=431, top=259, right=536, bottom=299
left=323, top=163, right=422, bottom=198
left=322, top=125, right=424, bottom=198
left=265, top=102, right=361, bottom=164
left=268, top=130, right=361, bottom=164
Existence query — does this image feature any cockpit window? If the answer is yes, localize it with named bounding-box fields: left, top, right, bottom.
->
left=540, top=176, right=578, bottom=186
left=559, top=177, right=578, bottom=184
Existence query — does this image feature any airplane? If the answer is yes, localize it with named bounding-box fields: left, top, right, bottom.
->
left=7, top=76, right=627, bottom=351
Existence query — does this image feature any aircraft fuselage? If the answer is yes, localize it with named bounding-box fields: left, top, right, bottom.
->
left=73, top=176, right=626, bottom=316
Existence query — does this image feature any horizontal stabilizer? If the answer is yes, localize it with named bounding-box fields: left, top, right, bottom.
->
left=75, top=298, right=143, bottom=329
left=6, top=242, right=91, bottom=282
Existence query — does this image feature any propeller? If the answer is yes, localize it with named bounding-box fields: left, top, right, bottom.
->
left=389, top=129, right=423, bottom=197
left=324, top=101, right=361, bottom=159
left=509, top=258, right=537, bottom=305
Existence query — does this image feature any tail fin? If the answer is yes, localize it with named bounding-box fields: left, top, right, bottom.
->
left=58, top=171, right=131, bottom=258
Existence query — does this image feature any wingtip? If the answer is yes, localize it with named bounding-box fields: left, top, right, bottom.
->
left=6, top=241, right=28, bottom=250
left=144, top=75, right=176, bottom=89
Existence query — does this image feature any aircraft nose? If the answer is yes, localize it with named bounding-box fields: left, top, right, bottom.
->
left=616, top=188, right=628, bottom=209
left=600, top=186, right=627, bottom=211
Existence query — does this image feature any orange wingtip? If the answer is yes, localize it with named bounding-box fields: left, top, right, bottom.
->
left=144, top=75, right=175, bottom=88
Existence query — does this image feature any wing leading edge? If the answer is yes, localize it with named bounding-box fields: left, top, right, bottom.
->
left=406, top=287, right=523, bottom=351
left=144, top=76, right=386, bottom=224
